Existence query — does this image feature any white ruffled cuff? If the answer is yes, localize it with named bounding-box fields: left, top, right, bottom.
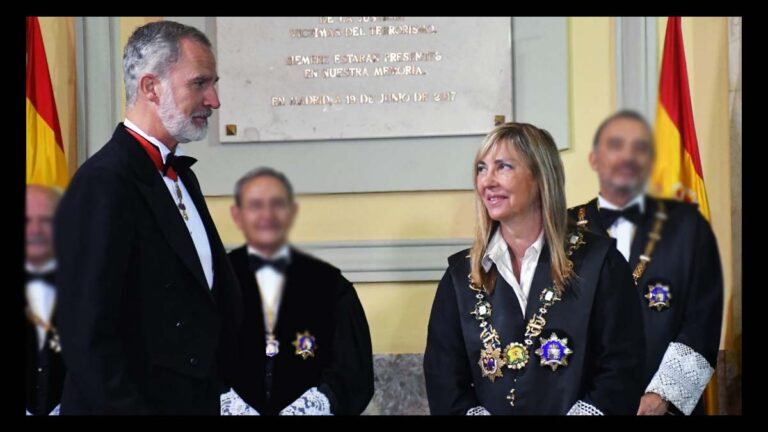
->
left=566, top=400, right=604, bottom=415
left=25, top=404, right=61, bottom=416
left=220, top=388, right=260, bottom=415
left=466, top=406, right=491, bottom=415
left=279, top=387, right=333, bottom=415
left=645, top=341, right=714, bottom=415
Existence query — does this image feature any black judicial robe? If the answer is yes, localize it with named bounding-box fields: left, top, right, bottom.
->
left=228, top=246, right=374, bottom=415
left=54, top=125, right=243, bottom=415
left=570, top=196, right=723, bottom=415
left=424, top=229, right=645, bottom=415
left=25, top=271, right=65, bottom=415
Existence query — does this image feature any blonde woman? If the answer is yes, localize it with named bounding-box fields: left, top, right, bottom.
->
left=424, top=123, right=644, bottom=415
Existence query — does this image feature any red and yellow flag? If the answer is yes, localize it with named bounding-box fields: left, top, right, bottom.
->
left=26, top=16, right=68, bottom=189
left=651, top=17, right=710, bottom=221
left=653, top=17, right=720, bottom=414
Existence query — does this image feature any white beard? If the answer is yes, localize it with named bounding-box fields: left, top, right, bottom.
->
left=157, top=85, right=211, bottom=144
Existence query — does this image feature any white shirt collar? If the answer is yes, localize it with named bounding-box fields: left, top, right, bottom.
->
left=247, top=244, right=291, bottom=262
left=597, top=193, right=645, bottom=214
left=25, top=259, right=56, bottom=274
left=124, top=118, right=183, bottom=164
left=482, top=226, right=545, bottom=272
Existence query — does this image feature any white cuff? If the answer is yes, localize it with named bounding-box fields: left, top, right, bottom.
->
left=25, top=404, right=61, bottom=416
left=466, top=406, right=491, bottom=415
left=279, top=387, right=333, bottom=415
left=220, top=388, right=260, bottom=415
left=566, top=400, right=604, bottom=415
left=645, top=341, right=714, bottom=415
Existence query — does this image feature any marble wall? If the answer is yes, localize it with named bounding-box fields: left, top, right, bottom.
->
left=363, top=354, right=429, bottom=415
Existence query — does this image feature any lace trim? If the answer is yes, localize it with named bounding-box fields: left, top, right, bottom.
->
left=645, top=342, right=714, bottom=415
left=279, top=387, right=332, bottom=415
left=220, top=388, right=260, bottom=415
left=466, top=406, right=491, bottom=415
left=566, top=400, right=604, bottom=415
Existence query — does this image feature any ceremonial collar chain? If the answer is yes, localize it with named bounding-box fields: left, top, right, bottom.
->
left=468, top=212, right=587, bottom=407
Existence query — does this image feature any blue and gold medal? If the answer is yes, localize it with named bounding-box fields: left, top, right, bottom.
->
left=645, top=281, right=672, bottom=311
left=292, top=331, right=317, bottom=359
left=535, top=332, right=573, bottom=371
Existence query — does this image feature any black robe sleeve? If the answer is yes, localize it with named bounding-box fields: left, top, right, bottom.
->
left=677, top=211, right=723, bottom=367
left=317, top=275, right=374, bottom=415
left=54, top=167, right=153, bottom=414
left=423, top=269, right=480, bottom=415
left=579, top=247, right=646, bottom=415
left=646, top=210, right=723, bottom=414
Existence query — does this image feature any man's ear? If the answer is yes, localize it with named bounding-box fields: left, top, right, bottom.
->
left=230, top=204, right=243, bottom=230
left=138, top=73, right=161, bottom=104
left=588, top=149, right=598, bottom=171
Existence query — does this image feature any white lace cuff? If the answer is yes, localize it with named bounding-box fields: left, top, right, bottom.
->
left=466, top=406, right=491, bottom=415
left=25, top=404, right=61, bottom=416
left=220, top=388, right=260, bottom=415
left=645, top=341, right=714, bottom=415
left=566, top=400, right=604, bottom=415
left=279, top=387, right=333, bottom=415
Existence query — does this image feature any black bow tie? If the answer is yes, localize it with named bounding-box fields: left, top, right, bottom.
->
left=599, top=203, right=642, bottom=228
left=248, top=254, right=289, bottom=273
left=163, top=152, right=197, bottom=177
left=26, top=270, right=56, bottom=286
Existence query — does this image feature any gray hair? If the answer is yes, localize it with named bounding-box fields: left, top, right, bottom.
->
left=123, top=21, right=211, bottom=106
left=234, top=167, right=295, bottom=206
left=27, top=184, right=62, bottom=209
left=592, top=109, right=654, bottom=150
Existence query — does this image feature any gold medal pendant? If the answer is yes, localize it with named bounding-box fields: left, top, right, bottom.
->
left=292, top=331, right=317, bottom=359
left=174, top=183, right=189, bottom=221
left=265, top=334, right=279, bottom=357
left=478, top=345, right=505, bottom=382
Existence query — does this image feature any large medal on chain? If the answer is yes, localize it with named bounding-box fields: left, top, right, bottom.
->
left=478, top=345, right=505, bottom=382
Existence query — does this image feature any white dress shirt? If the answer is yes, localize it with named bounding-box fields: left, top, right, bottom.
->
left=124, top=119, right=213, bottom=289
left=25, top=260, right=57, bottom=351
left=482, top=228, right=545, bottom=316
left=597, top=193, right=645, bottom=262
left=248, top=244, right=291, bottom=325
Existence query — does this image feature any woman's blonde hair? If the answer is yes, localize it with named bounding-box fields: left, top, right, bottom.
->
left=469, top=122, right=573, bottom=294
